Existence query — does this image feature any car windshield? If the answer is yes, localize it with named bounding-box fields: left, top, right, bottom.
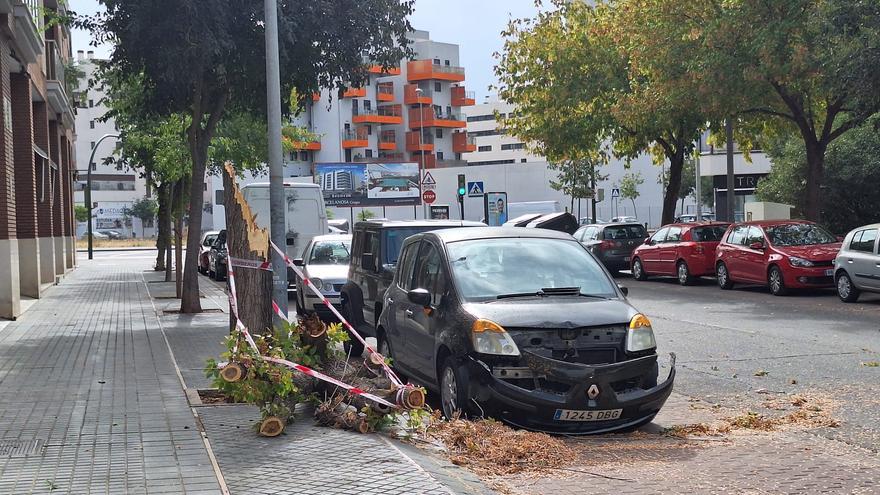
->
left=308, top=240, right=351, bottom=265
left=765, top=223, right=837, bottom=246
left=691, top=226, right=727, bottom=242
left=447, top=238, right=618, bottom=302
left=603, top=224, right=647, bottom=240
left=383, top=226, right=460, bottom=265
left=203, top=234, right=217, bottom=246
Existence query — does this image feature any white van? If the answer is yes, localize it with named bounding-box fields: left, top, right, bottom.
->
left=240, top=182, right=329, bottom=263
left=507, top=200, right=561, bottom=219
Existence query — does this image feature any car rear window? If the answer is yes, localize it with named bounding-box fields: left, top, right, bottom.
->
left=603, top=225, right=647, bottom=240
left=691, top=226, right=727, bottom=242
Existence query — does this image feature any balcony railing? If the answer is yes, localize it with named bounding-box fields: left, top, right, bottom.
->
left=407, top=60, right=466, bottom=82
left=452, top=131, right=476, bottom=153
left=451, top=86, right=476, bottom=107
left=342, top=128, right=369, bottom=148
left=352, top=104, right=403, bottom=124
left=287, top=135, right=321, bottom=151
left=362, top=54, right=401, bottom=75
left=405, top=131, right=434, bottom=152
left=408, top=106, right=466, bottom=129
left=44, top=39, right=73, bottom=116
left=45, top=39, right=65, bottom=82
left=377, top=82, right=394, bottom=102
left=404, top=83, right=433, bottom=105
left=342, top=87, right=367, bottom=98
left=379, top=130, right=397, bottom=150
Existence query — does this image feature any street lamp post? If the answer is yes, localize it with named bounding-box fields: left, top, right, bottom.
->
left=86, top=133, right=121, bottom=260
left=416, top=87, right=427, bottom=219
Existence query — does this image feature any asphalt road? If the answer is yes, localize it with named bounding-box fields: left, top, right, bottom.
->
left=620, top=271, right=880, bottom=452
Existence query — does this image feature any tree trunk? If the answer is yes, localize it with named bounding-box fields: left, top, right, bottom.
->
left=222, top=163, right=273, bottom=335
left=180, top=133, right=209, bottom=313
left=661, top=149, right=685, bottom=226
left=155, top=183, right=169, bottom=271
left=175, top=176, right=188, bottom=298
left=803, top=140, right=826, bottom=222
left=165, top=181, right=178, bottom=283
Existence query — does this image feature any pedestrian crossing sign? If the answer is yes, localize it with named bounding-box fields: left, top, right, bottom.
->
left=467, top=181, right=484, bottom=197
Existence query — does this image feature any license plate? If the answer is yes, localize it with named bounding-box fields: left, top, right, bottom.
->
left=824, top=269, right=834, bottom=276
left=554, top=408, right=622, bottom=422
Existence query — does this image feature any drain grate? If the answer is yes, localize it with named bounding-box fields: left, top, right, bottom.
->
left=0, top=439, right=45, bottom=458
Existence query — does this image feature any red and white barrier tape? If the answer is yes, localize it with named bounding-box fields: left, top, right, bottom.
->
left=269, top=241, right=404, bottom=387
left=272, top=300, right=292, bottom=325
left=263, top=356, right=396, bottom=409
left=229, top=256, right=273, bottom=271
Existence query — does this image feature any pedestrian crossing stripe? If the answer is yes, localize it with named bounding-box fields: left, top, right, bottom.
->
left=422, top=171, right=436, bottom=185
left=468, top=182, right=483, bottom=195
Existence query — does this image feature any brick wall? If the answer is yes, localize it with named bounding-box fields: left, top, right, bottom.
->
left=0, top=44, right=14, bottom=241
left=50, top=120, right=63, bottom=237
left=11, top=73, right=36, bottom=240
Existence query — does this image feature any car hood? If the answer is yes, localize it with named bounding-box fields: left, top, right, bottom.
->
left=304, top=264, right=349, bottom=282
left=462, top=297, right=638, bottom=329
left=774, top=243, right=841, bottom=261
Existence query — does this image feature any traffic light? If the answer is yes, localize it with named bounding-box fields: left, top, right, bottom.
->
left=457, top=174, right=466, bottom=197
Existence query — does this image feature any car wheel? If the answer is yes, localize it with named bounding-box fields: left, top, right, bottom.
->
left=632, top=258, right=648, bottom=281
left=677, top=261, right=694, bottom=286
left=768, top=266, right=788, bottom=296
left=208, top=266, right=216, bottom=280
left=376, top=331, right=406, bottom=381
left=340, top=303, right=365, bottom=357
left=836, top=271, right=860, bottom=303
left=439, top=357, right=471, bottom=420
left=717, top=262, right=734, bottom=290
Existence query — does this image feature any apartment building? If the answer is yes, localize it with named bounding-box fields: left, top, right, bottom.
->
left=0, top=0, right=78, bottom=319
left=462, top=99, right=545, bottom=166
left=72, top=52, right=154, bottom=238
left=286, top=30, right=477, bottom=173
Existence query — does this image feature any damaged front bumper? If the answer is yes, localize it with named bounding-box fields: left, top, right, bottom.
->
left=466, top=351, right=675, bottom=434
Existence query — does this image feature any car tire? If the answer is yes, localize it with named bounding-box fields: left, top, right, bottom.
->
left=836, top=271, right=860, bottom=303
left=341, top=302, right=365, bottom=358
left=768, top=266, right=788, bottom=296
left=632, top=258, right=648, bottom=281
left=439, top=356, right=471, bottom=420
left=208, top=267, right=216, bottom=280
left=676, top=261, right=694, bottom=286
left=716, top=262, right=734, bottom=290
left=376, top=330, right=406, bottom=382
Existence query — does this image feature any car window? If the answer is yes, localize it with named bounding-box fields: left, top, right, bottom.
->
left=603, top=224, right=648, bottom=240
left=665, top=227, right=682, bottom=242
left=745, top=226, right=765, bottom=247
left=651, top=228, right=669, bottom=243
left=308, top=240, right=351, bottom=265
left=397, top=241, right=419, bottom=290
left=850, top=229, right=878, bottom=253
left=574, top=227, right=587, bottom=241
left=213, top=231, right=226, bottom=249
left=765, top=223, right=837, bottom=246
left=361, top=232, right=378, bottom=270
left=203, top=234, right=217, bottom=247
left=411, top=242, right=446, bottom=305
left=691, top=225, right=727, bottom=242
left=726, top=225, right=746, bottom=245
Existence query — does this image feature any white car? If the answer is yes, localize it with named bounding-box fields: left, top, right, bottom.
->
left=834, top=223, right=880, bottom=302
left=293, top=234, right=352, bottom=318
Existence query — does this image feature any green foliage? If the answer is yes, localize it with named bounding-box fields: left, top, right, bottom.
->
left=618, top=172, right=644, bottom=204
left=325, top=208, right=335, bottom=220
left=125, top=197, right=158, bottom=223
left=357, top=210, right=377, bottom=221
left=548, top=155, right=609, bottom=201
left=74, top=205, right=89, bottom=223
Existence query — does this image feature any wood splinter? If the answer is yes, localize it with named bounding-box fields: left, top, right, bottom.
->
left=220, top=362, right=247, bottom=383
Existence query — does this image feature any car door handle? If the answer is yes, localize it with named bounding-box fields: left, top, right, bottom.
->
left=404, top=309, right=414, bottom=319
left=847, top=259, right=853, bottom=263
left=387, top=297, right=394, bottom=304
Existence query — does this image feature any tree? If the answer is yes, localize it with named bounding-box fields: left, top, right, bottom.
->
left=357, top=209, right=376, bottom=221
left=82, top=0, right=415, bottom=313
left=125, top=197, right=158, bottom=237
left=670, top=0, right=880, bottom=221
left=74, top=205, right=89, bottom=223
left=618, top=172, right=644, bottom=217
left=495, top=0, right=707, bottom=225
left=548, top=155, right=609, bottom=220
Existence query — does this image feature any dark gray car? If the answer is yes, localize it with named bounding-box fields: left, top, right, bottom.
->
left=377, top=227, right=674, bottom=434
left=834, top=223, right=880, bottom=302
left=574, top=223, right=648, bottom=273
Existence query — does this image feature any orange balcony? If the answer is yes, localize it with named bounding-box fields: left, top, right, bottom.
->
left=405, top=131, right=434, bottom=152
left=408, top=106, right=466, bottom=130
left=342, top=128, right=369, bottom=148
left=342, top=87, right=367, bottom=98
left=451, top=86, right=476, bottom=107
left=452, top=132, right=476, bottom=153
left=411, top=153, right=437, bottom=169
left=404, top=84, right=432, bottom=105
left=407, top=60, right=465, bottom=82
left=312, top=92, right=321, bottom=102
left=377, top=82, right=395, bottom=102
left=379, top=130, right=397, bottom=151
left=368, top=65, right=401, bottom=76
left=379, top=152, right=406, bottom=161
left=287, top=138, right=322, bottom=151
left=352, top=104, right=403, bottom=125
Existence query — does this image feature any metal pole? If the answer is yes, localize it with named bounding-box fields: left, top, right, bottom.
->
left=695, top=135, right=702, bottom=221
left=590, top=163, right=597, bottom=224
left=417, top=89, right=427, bottom=220
left=265, top=0, right=288, bottom=325
left=725, top=119, right=735, bottom=222
left=85, top=133, right=120, bottom=260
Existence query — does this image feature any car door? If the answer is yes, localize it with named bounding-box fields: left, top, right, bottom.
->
left=298, top=241, right=314, bottom=309
left=400, top=240, right=448, bottom=382
left=740, top=226, right=768, bottom=283
left=845, top=228, right=880, bottom=290
left=657, top=226, right=682, bottom=275
left=722, top=225, right=747, bottom=280
left=640, top=227, right=668, bottom=272
left=385, top=240, right=419, bottom=369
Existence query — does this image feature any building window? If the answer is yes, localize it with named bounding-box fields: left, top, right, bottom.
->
left=521, top=158, right=527, bottom=163
left=90, top=141, right=95, bottom=149
left=88, top=99, right=94, bottom=108
left=437, top=151, right=444, bottom=160
left=478, top=145, right=492, bottom=152
left=366, top=125, right=372, bottom=135
left=444, top=60, right=450, bottom=66
left=434, top=82, right=441, bottom=93
left=469, top=159, right=516, bottom=166
left=90, top=120, right=95, bottom=129
left=364, top=100, right=372, bottom=111
left=299, top=151, right=309, bottom=161
left=446, top=105, right=452, bottom=116
left=433, top=58, right=440, bottom=65
left=455, top=153, right=462, bottom=160
left=91, top=163, right=96, bottom=171
left=365, top=149, right=373, bottom=158
left=468, top=129, right=501, bottom=137
left=466, top=115, right=494, bottom=122
left=435, top=128, right=443, bottom=139
left=501, top=143, right=525, bottom=151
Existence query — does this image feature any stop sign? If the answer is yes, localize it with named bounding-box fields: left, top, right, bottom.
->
left=422, top=190, right=436, bottom=204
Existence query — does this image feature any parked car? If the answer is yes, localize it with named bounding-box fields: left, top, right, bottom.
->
left=81, top=231, right=109, bottom=240
left=294, top=234, right=352, bottom=317
left=341, top=220, right=484, bottom=356
left=574, top=222, right=648, bottom=274
left=208, top=230, right=228, bottom=281
left=677, top=214, right=716, bottom=223
left=328, top=219, right=350, bottom=233
left=631, top=222, right=730, bottom=285
left=377, top=227, right=674, bottom=433
left=98, top=229, right=124, bottom=239
left=198, top=230, right=220, bottom=275
left=715, top=220, right=841, bottom=296
left=834, top=223, right=880, bottom=302
left=579, top=217, right=607, bottom=225
left=610, top=216, right=639, bottom=223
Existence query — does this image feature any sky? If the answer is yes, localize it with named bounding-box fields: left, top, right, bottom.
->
left=68, top=0, right=542, bottom=101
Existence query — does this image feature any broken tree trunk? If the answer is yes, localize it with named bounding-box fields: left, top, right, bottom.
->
left=222, top=163, right=273, bottom=336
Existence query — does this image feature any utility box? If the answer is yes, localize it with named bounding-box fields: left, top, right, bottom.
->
left=744, top=202, right=792, bottom=221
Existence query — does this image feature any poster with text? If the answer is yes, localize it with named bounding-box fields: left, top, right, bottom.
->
left=316, top=162, right=420, bottom=207
left=484, top=192, right=509, bottom=226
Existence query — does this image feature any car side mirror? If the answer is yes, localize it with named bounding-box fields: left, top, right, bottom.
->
left=644, top=237, right=653, bottom=245
left=293, top=258, right=304, bottom=267
left=617, top=284, right=629, bottom=297
left=407, top=288, right=432, bottom=307
left=749, top=241, right=765, bottom=250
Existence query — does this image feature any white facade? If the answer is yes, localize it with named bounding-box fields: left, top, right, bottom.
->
left=72, top=52, right=155, bottom=238
left=463, top=99, right=544, bottom=166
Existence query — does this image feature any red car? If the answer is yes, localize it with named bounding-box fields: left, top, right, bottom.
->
left=631, top=222, right=730, bottom=285
left=715, top=220, right=841, bottom=296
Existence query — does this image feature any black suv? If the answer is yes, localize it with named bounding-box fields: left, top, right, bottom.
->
left=341, top=220, right=484, bottom=356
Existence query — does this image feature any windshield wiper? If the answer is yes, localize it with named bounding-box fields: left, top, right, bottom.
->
left=496, top=287, right=588, bottom=300
left=495, top=291, right=543, bottom=300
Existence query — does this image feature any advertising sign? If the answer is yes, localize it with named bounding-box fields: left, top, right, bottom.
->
left=429, top=205, right=450, bottom=220
left=316, top=162, right=421, bottom=207
left=484, top=192, right=509, bottom=226
left=95, top=201, right=132, bottom=230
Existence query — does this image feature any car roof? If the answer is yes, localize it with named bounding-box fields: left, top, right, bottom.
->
left=661, top=222, right=730, bottom=229
left=849, top=223, right=880, bottom=231
left=599, top=222, right=646, bottom=228
left=355, top=219, right=485, bottom=229
left=731, top=220, right=816, bottom=228
left=310, top=234, right=352, bottom=242
left=422, top=227, right=575, bottom=243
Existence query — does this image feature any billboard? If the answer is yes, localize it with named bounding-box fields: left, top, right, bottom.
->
left=316, top=162, right=421, bottom=207
left=484, top=192, right=509, bottom=226
left=429, top=205, right=450, bottom=220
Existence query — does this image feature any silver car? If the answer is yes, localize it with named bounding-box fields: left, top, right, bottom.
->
left=294, top=234, right=352, bottom=317
left=834, top=223, right=880, bottom=302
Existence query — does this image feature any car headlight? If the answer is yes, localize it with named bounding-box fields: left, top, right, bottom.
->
left=626, top=314, right=656, bottom=352
left=789, top=257, right=814, bottom=267
left=471, top=319, right=520, bottom=356
left=309, top=277, right=323, bottom=290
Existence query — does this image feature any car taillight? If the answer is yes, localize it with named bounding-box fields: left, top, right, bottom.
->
left=601, top=240, right=621, bottom=249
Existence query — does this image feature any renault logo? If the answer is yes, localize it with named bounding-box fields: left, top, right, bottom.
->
left=587, top=384, right=600, bottom=400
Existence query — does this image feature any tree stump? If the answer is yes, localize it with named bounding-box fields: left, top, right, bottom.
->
left=220, top=362, right=247, bottom=383
left=300, top=313, right=329, bottom=357
left=258, top=416, right=285, bottom=437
